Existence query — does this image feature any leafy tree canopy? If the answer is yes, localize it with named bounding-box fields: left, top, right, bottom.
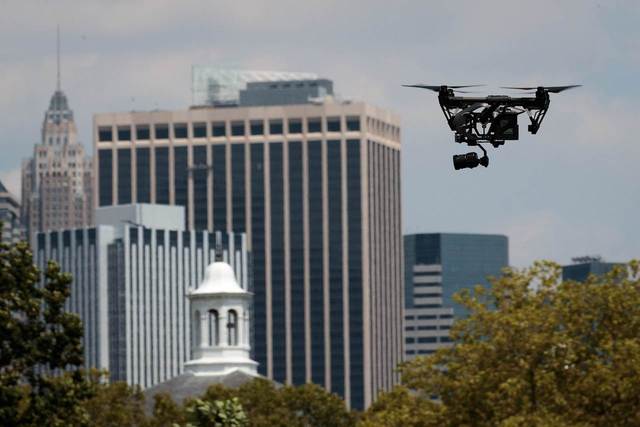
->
left=0, top=241, right=95, bottom=426
left=397, top=260, right=640, bottom=427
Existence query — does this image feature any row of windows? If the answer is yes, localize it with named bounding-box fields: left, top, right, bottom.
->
left=98, top=116, right=362, bottom=142
left=406, top=336, right=452, bottom=344
left=405, top=313, right=454, bottom=321
left=405, top=325, right=451, bottom=331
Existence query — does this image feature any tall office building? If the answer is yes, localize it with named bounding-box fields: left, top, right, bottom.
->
left=0, top=180, right=24, bottom=244
left=562, top=256, right=621, bottom=282
left=21, top=32, right=93, bottom=242
left=36, top=204, right=249, bottom=389
left=93, top=77, right=403, bottom=408
left=404, top=233, right=508, bottom=360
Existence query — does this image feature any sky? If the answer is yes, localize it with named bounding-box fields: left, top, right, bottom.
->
left=1, top=0, right=638, bottom=267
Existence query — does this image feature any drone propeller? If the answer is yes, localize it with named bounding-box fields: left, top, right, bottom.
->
left=402, top=84, right=485, bottom=92
left=500, top=85, right=581, bottom=93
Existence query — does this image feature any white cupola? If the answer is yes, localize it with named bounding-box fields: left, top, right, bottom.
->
left=184, top=261, right=258, bottom=376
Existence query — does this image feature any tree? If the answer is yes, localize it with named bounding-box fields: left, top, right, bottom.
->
left=399, top=261, right=640, bottom=427
left=358, top=386, right=442, bottom=427
left=195, top=378, right=356, bottom=427
left=184, top=398, right=247, bottom=427
left=0, top=240, right=96, bottom=426
left=82, top=377, right=148, bottom=427
left=149, top=392, right=186, bottom=427
left=281, top=383, right=356, bottom=427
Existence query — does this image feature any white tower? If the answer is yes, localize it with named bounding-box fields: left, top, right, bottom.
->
left=185, top=261, right=258, bottom=376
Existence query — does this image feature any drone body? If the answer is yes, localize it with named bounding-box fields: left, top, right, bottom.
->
left=403, top=84, right=580, bottom=169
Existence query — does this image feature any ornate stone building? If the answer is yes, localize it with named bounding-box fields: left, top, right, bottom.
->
left=21, top=40, right=93, bottom=242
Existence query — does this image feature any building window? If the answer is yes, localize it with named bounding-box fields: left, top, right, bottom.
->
left=98, top=127, right=113, bottom=142
left=193, top=122, right=207, bottom=138
left=136, top=125, right=150, bottom=140
left=117, top=126, right=131, bottom=141
left=212, top=122, right=226, bottom=137
left=346, top=116, right=361, bottom=131
left=155, top=124, right=169, bottom=139
left=208, top=309, right=219, bottom=346
left=231, top=121, right=245, bottom=136
left=307, top=117, right=321, bottom=133
left=418, top=337, right=437, bottom=343
left=174, top=123, right=188, bottom=139
left=155, top=147, right=169, bottom=204
left=117, top=149, right=131, bottom=204
left=327, top=117, right=341, bottom=132
left=250, top=120, right=264, bottom=135
left=136, top=147, right=150, bottom=203
left=269, top=120, right=283, bottom=135
left=227, top=309, right=238, bottom=346
left=98, top=149, right=113, bottom=206
left=288, top=118, right=302, bottom=134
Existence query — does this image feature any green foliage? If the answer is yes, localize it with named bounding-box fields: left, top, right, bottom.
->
left=82, top=376, right=147, bottom=427
left=358, top=385, right=442, bottom=427
left=184, top=397, right=247, bottom=427
left=399, top=260, right=640, bottom=427
left=174, top=378, right=354, bottom=427
left=0, top=240, right=95, bottom=426
left=149, top=392, right=186, bottom=427
left=281, top=382, right=357, bottom=427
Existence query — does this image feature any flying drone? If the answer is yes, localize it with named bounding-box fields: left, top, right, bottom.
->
left=402, top=84, right=580, bottom=170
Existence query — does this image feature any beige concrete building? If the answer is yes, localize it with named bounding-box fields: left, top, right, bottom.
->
left=21, top=86, right=93, bottom=241
left=93, top=79, right=403, bottom=408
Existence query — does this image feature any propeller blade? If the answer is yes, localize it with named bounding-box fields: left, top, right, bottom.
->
left=402, top=84, right=485, bottom=92
left=501, top=85, right=581, bottom=93
left=452, top=90, right=481, bottom=94
left=501, top=86, right=537, bottom=90
left=402, top=84, right=441, bottom=92
left=545, top=85, right=582, bottom=93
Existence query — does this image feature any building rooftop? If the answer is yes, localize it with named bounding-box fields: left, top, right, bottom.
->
left=143, top=369, right=260, bottom=413
left=191, top=67, right=318, bottom=107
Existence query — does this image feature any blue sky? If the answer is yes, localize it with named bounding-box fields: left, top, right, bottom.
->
left=1, top=0, right=638, bottom=266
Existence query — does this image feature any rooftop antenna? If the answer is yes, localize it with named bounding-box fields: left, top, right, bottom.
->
left=56, top=24, right=61, bottom=91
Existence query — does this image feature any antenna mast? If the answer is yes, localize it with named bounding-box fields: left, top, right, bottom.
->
left=56, top=25, right=61, bottom=91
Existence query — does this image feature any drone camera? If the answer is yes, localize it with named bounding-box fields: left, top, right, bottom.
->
left=453, top=152, right=489, bottom=170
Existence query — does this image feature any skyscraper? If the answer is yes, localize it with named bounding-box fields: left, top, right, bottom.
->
left=404, top=233, right=508, bottom=360
left=21, top=29, right=93, bottom=242
left=93, top=77, right=403, bottom=408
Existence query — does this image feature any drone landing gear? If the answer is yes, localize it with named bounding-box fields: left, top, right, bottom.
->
left=453, top=144, right=489, bottom=170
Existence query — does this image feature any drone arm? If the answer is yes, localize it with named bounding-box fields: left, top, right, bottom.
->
left=527, top=106, right=548, bottom=134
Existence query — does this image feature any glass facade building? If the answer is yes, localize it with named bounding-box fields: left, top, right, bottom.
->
left=562, top=259, right=622, bottom=282
left=93, top=95, right=403, bottom=409
left=404, top=233, right=509, bottom=360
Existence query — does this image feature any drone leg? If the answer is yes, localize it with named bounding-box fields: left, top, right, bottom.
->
left=478, top=144, right=489, bottom=168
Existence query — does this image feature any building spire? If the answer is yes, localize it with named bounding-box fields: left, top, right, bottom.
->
left=56, top=25, right=61, bottom=91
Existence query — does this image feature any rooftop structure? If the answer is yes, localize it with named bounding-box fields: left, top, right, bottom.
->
left=191, top=67, right=318, bottom=106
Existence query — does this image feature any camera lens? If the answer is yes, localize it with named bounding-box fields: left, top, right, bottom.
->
left=453, top=152, right=489, bottom=170
left=453, top=152, right=479, bottom=170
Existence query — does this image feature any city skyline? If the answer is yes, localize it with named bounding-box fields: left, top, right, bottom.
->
left=1, top=1, right=638, bottom=267
left=92, top=88, right=404, bottom=408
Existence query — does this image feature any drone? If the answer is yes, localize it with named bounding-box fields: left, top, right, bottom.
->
left=402, top=84, right=580, bottom=170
